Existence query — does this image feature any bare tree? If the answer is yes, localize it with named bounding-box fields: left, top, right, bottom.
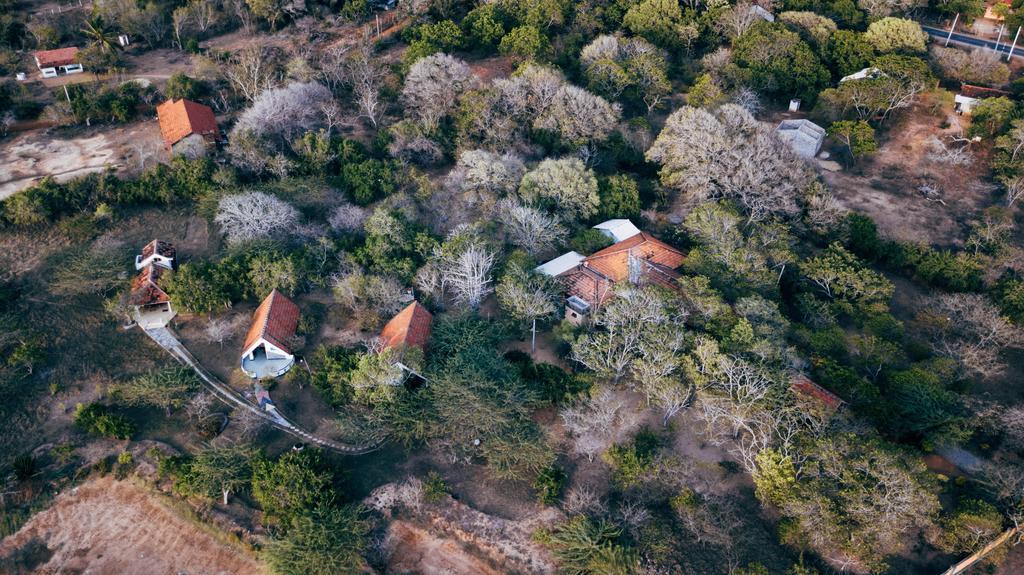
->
left=185, top=391, right=216, bottom=422
left=422, top=228, right=497, bottom=310
left=921, top=293, right=1023, bottom=379
left=223, top=45, right=280, bottom=102
left=342, top=38, right=388, bottom=127
left=328, top=202, right=369, bottom=233
left=496, top=199, right=567, bottom=257
left=999, top=174, right=1024, bottom=208
left=215, top=191, right=300, bottom=244
left=401, top=53, right=474, bottom=131
left=534, top=85, right=621, bottom=149
left=714, top=1, right=762, bottom=39
left=646, top=104, right=811, bottom=222
left=560, top=388, right=630, bottom=462
left=204, top=314, right=246, bottom=348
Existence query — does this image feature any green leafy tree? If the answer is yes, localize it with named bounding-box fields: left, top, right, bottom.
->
left=164, top=73, right=204, bottom=100
left=935, top=498, right=1005, bottom=556
left=829, top=120, right=877, bottom=162
left=863, top=17, right=928, bottom=53
left=596, top=174, right=641, bottom=221
left=968, top=96, right=1016, bottom=138
left=74, top=403, right=135, bottom=439
left=246, top=0, right=287, bottom=30
left=264, top=503, right=370, bottom=575
left=544, top=515, right=640, bottom=575
left=499, top=25, right=551, bottom=65
left=117, top=367, right=200, bottom=416
left=825, top=30, right=876, bottom=78
left=801, top=243, right=894, bottom=316
left=732, top=23, right=830, bottom=102
left=463, top=4, right=506, bottom=50
left=934, top=0, right=985, bottom=23
left=496, top=259, right=559, bottom=354
left=181, top=444, right=257, bottom=505
left=622, top=0, right=688, bottom=49
left=81, top=16, right=121, bottom=55
left=166, top=261, right=232, bottom=314
left=251, top=450, right=335, bottom=526
left=402, top=20, right=463, bottom=67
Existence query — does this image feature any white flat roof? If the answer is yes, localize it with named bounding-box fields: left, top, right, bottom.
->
left=592, top=219, right=641, bottom=243
left=535, top=251, right=585, bottom=277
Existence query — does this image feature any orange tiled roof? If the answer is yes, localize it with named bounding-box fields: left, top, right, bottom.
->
left=156, top=99, right=219, bottom=148
left=35, top=47, right=79, bottom=68
left=129, top=265, right=171, bottom=306
left=141, top=239, right=175, bottom=260
left=960, top=84, right=1011, bottom=99
left=583, top=232, right=686, bottom=283
left=380, top=301, right=433, bottom=350
left=243, top=290, right=301, bottom=356
left=791, top=374, right=844, bottom=410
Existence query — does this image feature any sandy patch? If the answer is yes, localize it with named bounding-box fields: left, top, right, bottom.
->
left=0, top=476, right=267, bottom=575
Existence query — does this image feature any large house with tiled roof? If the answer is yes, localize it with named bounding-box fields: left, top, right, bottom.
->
left=536, top=220, right=686, bottom=324
left=129, top=265, right=176, bottom=329
left=156, top=98, right=220, bottom=153
left=34, top=47, right=82, bottom=78
left=241, top=290, right=301, bottom=379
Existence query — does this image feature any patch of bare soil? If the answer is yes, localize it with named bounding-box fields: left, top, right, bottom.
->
left=0, top=476, right=267, bottom=575
left=822, top=94, right=997, bottom=247
left=384, top=520, right=506, bottom=575
left=0, top=122, right=165, bottom=200
left=367, top=479, right=562, bottom=575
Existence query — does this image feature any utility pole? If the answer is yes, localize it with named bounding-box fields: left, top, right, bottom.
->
left=945, top=13, right=960, bottom=47
left=1009, top=26, right=1022, bottom=61
left=531, top=318, right=537, bottom=355
left=995, top=23, right=1005, bottom=52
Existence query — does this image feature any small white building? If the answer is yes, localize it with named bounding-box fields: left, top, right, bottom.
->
left=839, top=67, right=883, bottom=84
left=535, top=251, right=586, bottom=277
left=751, top=4, right=774, bottom=21
left=135, top=239, right=176, bottom=271
left=241, top=290, right=301, bottom=379
left=592, top=219, right=642, bottom=244
left=776, top=119, right=827, bottom=160
left=954, top=94, right=981, bottom=115
left=34, top=47, right=83, bottom=78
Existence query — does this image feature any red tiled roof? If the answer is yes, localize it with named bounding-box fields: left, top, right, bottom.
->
left=561, top=232, right=686, bottom=305
left=960, top=84, right=1011, bottom=99
left=156, top=99, right=219, bottom=148
left=791, top=374, right=844, bottom=410
left=34, top=47, right=79, bottom=68
left=129, top=265, right=171, bottom=306
left=141, top=239, right=176, bottom=260
left=583, top=232, right=686, bottom=283
left=380, top=301, right=433, bottom=350
left=243, top=290, right=301, bottom=356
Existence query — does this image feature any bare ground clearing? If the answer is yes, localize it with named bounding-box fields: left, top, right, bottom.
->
left=822, top=94, right=997, bottom=247
left=0, top=476, right=267, bottom=575
left=0, top=122, right=165, bottom=200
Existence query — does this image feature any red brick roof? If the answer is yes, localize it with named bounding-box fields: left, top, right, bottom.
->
left=34, top=47, right=79, bottom=68
left=129, top=265, right=171, bottom=306
left=791, top=374, right=844, bottom=410
left=380, top=301, right=433, bottom=350
left=561, top=233, right=686, bottom=305
left=960, top=84, right=1011, bottom=99
left=583, top=233, right=686, bottom=283
left=243, top=290, right=301, bottom=356
left=141, top=239, right=175, bottom=261
left=156, top=99, right=219, bottom=148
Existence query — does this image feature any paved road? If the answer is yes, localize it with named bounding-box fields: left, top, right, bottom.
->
left=143, top=326, right=382, bottom=455
left=922, top=25, right=1024, bottom=59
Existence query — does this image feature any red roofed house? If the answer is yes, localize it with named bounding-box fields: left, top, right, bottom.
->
left=537, top=227, right=686, bottom=325
left=380, top=301, right=433, bottom=351
left=378, top=301, right=432, bottom=386
left=129, top=265, right=176, bottom=329
left=791, top=374, right=844, bottom=411
left=34, top=47, right=83, bottom=78
left=241, top=290, right=301, bottom=379
left=135, top=239, right=176, bottom=271
left=156, top=99, right=221, bottom=155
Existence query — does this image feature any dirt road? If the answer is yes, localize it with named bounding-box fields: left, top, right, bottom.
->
left=0, top=476, right=267, bottom=575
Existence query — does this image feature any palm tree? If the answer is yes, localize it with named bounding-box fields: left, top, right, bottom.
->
left=81, top=16, right=121, bottom=54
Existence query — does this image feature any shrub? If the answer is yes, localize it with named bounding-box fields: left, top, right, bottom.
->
left=602, top=428, right=660, bottom=489
left=534, top=465, right=566, bottom=506
left=73, top=403, right=134, bottom=439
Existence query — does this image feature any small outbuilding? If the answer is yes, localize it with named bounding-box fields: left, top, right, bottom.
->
left=839, top=67, right=883, bottom=84
left=135, top=239, right=176, bottom=271
left=241, top=290, right=301, bottom=379
left=130, top=265, right=176, bottom=329
left=592, top=219, right=642, bottom=244
left=790, top=374, right=844, bottom=412
left=156, top=98, right=220, bottom=153
left=535, top=251, right=586, bottom=277
left=379, top=300, right=433, bottom=386
left=34, top=47, right=83, bottom=78
left=776, top=119, right=827, bottom=160
left=954, top=84, right=1011, bottom=116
